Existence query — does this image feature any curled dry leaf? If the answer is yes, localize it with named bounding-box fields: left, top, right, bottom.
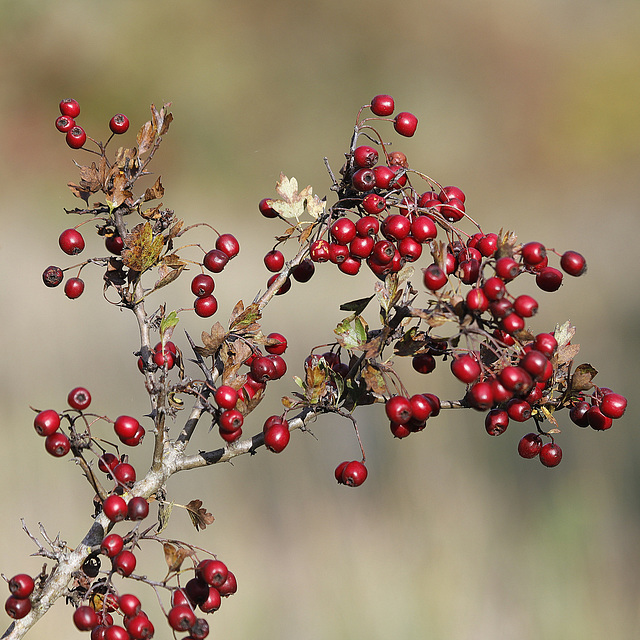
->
left=185, top=499, right=215, bottom=531
left=163, top=542, right=193, bottom=572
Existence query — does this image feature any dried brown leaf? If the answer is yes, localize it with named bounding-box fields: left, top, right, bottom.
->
left=107, top=171, right=133, bottom=208
left=229, top=302, right=262, bottom=331
left=68, top=182, right=91, bottom=203
left=137, top=120, right=156, bottom=155
left=197, top=322, right=226, bottom=357
left=186, top=499, right=215, bottom=531
left=361, top=363, right=388, bottom=395
left=121, top=221, right=164, bottom=272
left=144, top=176, right=164, bottom=202
left=163, top=542, right=193, bottom=572
left=571, top=363, right=598, bottom=391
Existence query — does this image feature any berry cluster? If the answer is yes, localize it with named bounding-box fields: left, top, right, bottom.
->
left=4, top=574, right=34, bottom=621
left=55, top=99, right=129, bottom=150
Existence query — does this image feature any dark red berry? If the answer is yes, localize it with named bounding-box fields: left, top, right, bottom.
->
left=68, top=386, right=91, bottom=410
left=506, top=398, right=532, bottom=422
left=267, top=273, right=291, bottom=295
left=109, top=114, right=130, bottom=134
left=259, top=198, right=278, bottom=218
left=341, top=460, right=368, bottom=487
left=569, top=401, right=591, bottom=427
left=100, top=533, right=124, bottom=557
left=467, top=381, right=494, bottom=411
left=536, top=267, right=563, bottom=292
left=8, top=574, right=34, bottom=599
left=45, top=431, right=70, bottom=457
left=412, top=352, right=436, bottom=374
left=216, top=233, right=240, bottom=259
left=113, top=549, right=137, bottom=576
left=64, top=277, right=85, bottom=299
left=126, top=614, right=154, bottom=640
left=43, top=265, right=64, bottom=287
left=199, top=587, right=221, bottom=613
left=533, top=333, right=557, bottom=358
left=5, top=596, right=31, bottom=619
left=292, top=259, right=315, bottom=282
left=385, top=396, right=412, bottom=424
left=191, top=274, right=215, bottom=297
left=103, top=494, right=128, bottom=522
left=194, top=295, right=218, bottom=317
left=74, top=605, right=99, bottom=631
left=518, top=433, right=543, bottom=458
left=495, top=257, right=519, bottom=281
left=203, top=249, right=228, bottom=273
left=127, top=496, right=149, bottom=521
left=513, top=294, right=538, bottom=317
left=587, top=405, right=613, bottom=431
left=370, top=94, right=395, bottom=116
left=485, top=408, right=509, bottom=435
left=560, top=250, right=587, bottom=276
left=105, top=234, right=125, bottom=255
left=167, top=604, right=196, bottom=631
left=112, top=462, right=136, bottom=486
left=218, top=571, right=237, bottom=597
left=540, top=443, right=562, bottom=467
left=373, top=165, right=395, bottom=190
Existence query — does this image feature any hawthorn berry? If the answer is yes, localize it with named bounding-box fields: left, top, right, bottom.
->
left=569, top=401, right=591, bottom=427
left=43, top=265, right=64, bottom=287
left=103, top=494, right=128, bottom=522
left=114, top=415, right=140, bottom=440
left=466, top=381, right=494, bottom=411
left=485, top=408, right=509, bottom=435
left=265, top=332, right=287, bottom=355
left=101, top=533, right=124, bottom=558
left=587, top=405, right=613, bottom=431
left=506, top=398, right=532, bottom=422
left=217, top=571, right=237, bottom=597
left=264, top=421, right=290, bottom=453
left=340, top=460, right=368, bottom=487
left=309, top=239, right=330, bottom=262
left=127, top=496, right=149, bottom=521
left=74, top=605, right=99, bottom=631
left=168, top=604, right=197, bottom=631
left=8, top=574, right=34, bottom=599
left=55, top=115, right=75, bottom=133
left=258, top=198, right=278, bottom=218
left=266, top=273, right=292, bottom=295
left=66, top=126, right=87, bottom=149
left=194, top=295, right=218, bottom=317
left=45, top=431, right=71, bottom=457
left=450, top=354, right=481, bottom=384
left=370, top=94, right=395, bottom=116
left=393, top=112, right=418, bottom=137
left=214, top=385, right=239, bottom=410
left=536, top=266, right=563, bottom=292
left=104, top=625, right=130, bottom=640
left=68, top=386, right=91, bottom=410
left=60, top=98, right=80, bottom=117
left=191, top=273, right=215, bottom=297
left=199, top=587, right=221, bottom=613
left=353, top=145, right=379, bottom=168
left=518, top=433, right=543, bottom=459
left=521, top=241, right=547, bottom=266
left=495, top=257, right=519, bottom=281
left=109, top=114, right=130, bottom=135
left=331, top=217, right=357, bottom=245
left=112, top=462, right=136, bottom=486
left=5, top=596, right=31, bottom=619
left=423, top=263, right=448, bottom=291
left=351, top=168, right=376, bottom=191
left=513, top=294, right=538, bottom=317
left=362, top=193, right=386, bottom=215
left=197, top=559, right=229, bottom=588
left=34, top=409, right=60, bottom=436
left=64, top=277, right=85, bottom=299
left=385, top=396, right=412, bottom=424
left=412, top=352, right=436, bottom=374
left=560, top=250, right=586, bottom=276
left=113, top=549, right=137, bottom=576
left=292, top=258, right=315, bottom=282
left=219, top=409, right=244, bottom=433
left=105, top=234, right=125, bottom=255
left=203, top=249, right=228, bottom=273
left=216, top=233, right=240, bottom=259
left=600, top=392, right=627, bottom=419
left=540, top=442, right=562, bottom=467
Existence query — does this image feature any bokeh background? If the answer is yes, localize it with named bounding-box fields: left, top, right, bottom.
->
left=1, top=1, right=639, bottom=638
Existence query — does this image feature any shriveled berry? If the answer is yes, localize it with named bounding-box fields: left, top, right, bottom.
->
left=43, top=265, right=64, bottom=287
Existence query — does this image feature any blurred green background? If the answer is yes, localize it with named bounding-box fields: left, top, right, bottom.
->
left=1, top=1, right=639, bottom=638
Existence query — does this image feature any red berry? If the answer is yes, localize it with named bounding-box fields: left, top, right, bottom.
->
left=440, top=197, right=465, bottom=222
left=197, top=559, right=229, bottom=588
left=60, top=98, right=80, bottom=117
left=412, top=352, right=436, bottom=374
left=216, top=233, right=240, bottom=259
left=194, top=295, right=218, bottom=317
left=112, top=462, right=136, bottom=486
left=74, top=605, right=100, bottom=631
left=266, top=273, right=291, bottom=295
left=191, top=274, right=215, bottom=297
left=361, top=194, right=386, bottom=216
left=101, top=533, right=124, bottom=557
left=64, top=277, right=85, bottom=299
left=495, top=257, right=519, bottom=281
left=104, top=625, right=129, bottom=640
left=450, top=354, right=481, bottom=384
left=292, top=259, right=315, bottom=282
left=370, top=94, right=394, bottom=116
left=127, top=496, right=149, bottom=521
left=569, top=401, right=591, bottom=427
left=330, top=217, right=357, bottom=245
left=109, top=114, right=129, bottom=135
left=393, top=112, right=418, bottom=136
left=66, top=126, right=87, bottom=149
left=258, top=198, right=278, bottom=218
left=68, top=386, right=91, bottom=410
left=98, top=452, right=119, bottom=474
left=466, top=288, right=489, bottom=313
left=203, top=249, right=228, bottom=273
left=34, top=409, right=60, bottom=436
left=423, top=263, right=448, bottom=291
left=341, top=460, right=368, bottom=487
left=373, top=165, right=395, bottom=190
left=8, top=574, right=34, bottom=599
left=518, top=433, right=543, bottom=459
left=264, top=422, right=291, bottom=453
left=499, top=366, right=533, bottom=395
left=5, top=596, right=31, bottom=619
left=485, top=408, right=509, bottom=435
left=540, top=442, right=562, bottom=467
left=113, top=549, right=137, bottom=576
left=153, top=348, right=175, bottom=369
left=219, top=409, right=244, bottom=433
left=309, top=239, right=330, bottom=262
left=467, top=381, right=494, bottom=411
left=167, top=604, right=196, bottom=632
left=214, top=385, right=238, bottom=410
left=351, top=168, right=376, bottom=191
left=45, top=431, right=71, bottom=457
left=560, top=250, right=587, bottom=276
left=105, top=234, right=125, bottom=255
left=55, top=115, right=75, bottom=133
left=506, top=398, right=532, bottom=422
left=410, top=216, right=437, bottom=243
left=265, top=332, right=287, bottom=355
left=103, top=494, right=128, bottom=522
left=385, top=396, right=412, bottom=424
left=483, top=276, right=506, bottom=301
left=199, top=587, right=221, bottom=613
left=114, top=416, right=140, bottom=440
left=536, top=267, right=563, bottom=292
left=513, top=294, right=538, bottom=317
left=600, top=392, right=627, bottom=419
left=533, top=333, right=557, bottom=358
left=218, top=571, right=237, bottom=597
left=521, top=241, right=547, bottom=266
left=120, top=425, right=145, bottom=447
left=353, top=145, right=379, bottom=168
left=125, top=614, right=154, bottom=640
left=43, top=265, right=64, bottom=287
left=587, top=405, right=613, bottom=431
left=409, top=394, right=433, bottom=421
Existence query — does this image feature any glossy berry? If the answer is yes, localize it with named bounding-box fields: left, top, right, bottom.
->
left=167, top=604, right=197, bottom=632
left=466, top=381, right=494, bottom=411
left=55, top=115, right=75, bottom=133
left=495, top=257, right=519, bottom=281
left=109, top=114, right=130, bottom=134
left=521, top=241, right=547, bottom=266
left=339, top=256, right=361, bottom=276
left=506, top=398, right=532, bottom=422
left=45, top=431, right=71, bottom=457
left=513, top=294, right=538, bottom=317
left=485, top=409, right=509, bottom=435
left=203, top=249, right=228, bottom=273
left=331, top=218, right=357, bottom=245
left=361, top=193, right=386, bottom=215
left=100, top=533, right=124, bottom=558
left=411, top=216, right=438, bottom=243
left=560, top=250, right=587, bottom=276
left=466, top=288, right=489, bottom=313
left=43, top=265, right=64, bottom=287
left=536, top=267, right=563, bottom=292
left=381, top=214, right=411, bottom=242
left=373, top=165, right=395, bottom=190
left=412, top=352, right=436, bottom=374
left=292, top=258, right=315, bottom=282
left=450, top=354, right=481, bottom=384
left=64, top=277, right=85, bottom=299
left=216, top=233, right=240, bottom=259
left=5, top=596, right=31, bottom=620
left=218, top=570, right=237, bottom=597
left=309, top=239, right=330, bottom=262
left=98, top=452, right=119, bottom=474
left=34, top=409, right=60, bottom=436
left=533, top=333, right=557, bottom=358
left=127, top=496, right=149, bottom=521
left=353, top=145, right=378, bottom=168
left=214, top=385, right=238, bottom=410
left=258, top=198, right=278, bottom=218
left=219, top=409, right=244, bottom=433
left=105, top=234, right=125, bottom=255
left=587, top=405, right=613, bottom=431
left=114, top=415, right=140, bottom=440
left=112, top=462, right=136, bottom=486
left=60, top=98, right=80, bottom=117
left=103, top=494, right=128, bottom=522
left=393, top=112, right=418, bottom=136
left=104, top=625, right=130, bottom=640
left=370, top=94, right=394, bottom=116
left=518, top=433, right=543, bottom=459
left=600, top=392, right=627, bottom=419
left=68, top=386, right=91, bottom=410
left=385, top=396, right=412, bottom=424
left=8, top=574, right=34, bottom=599
left=351, top=168, right=376, bottom=191
left=74, top=605, right=99, bottom=631
left=539, top=442, right=562, bottom=467
left=191, top=274, right=215, bottom=297
left=194, top=295, right=218, bottom=317
left=113, top=549, right=137, bottom=576
left=126, top=614, right=154, bottom=640
left=197, top=559, right=229, bottom=588
left=264, top=250, right=285, bottom=272
left=340, top=460, right=368, bottom=487
left=265, top=332, right=287, bottom=355
left=66, top=126, right=87, bottom=149
left=264, top=422, right=290, bottom=453
left=423, top=263, right=448, bottom=291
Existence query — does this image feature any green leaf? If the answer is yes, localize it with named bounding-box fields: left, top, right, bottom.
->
left=340, top=295, right=375, bottom=315
left=334, top=315, right=368, bottom=351
left=160, top=311, right=179, bottom=341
